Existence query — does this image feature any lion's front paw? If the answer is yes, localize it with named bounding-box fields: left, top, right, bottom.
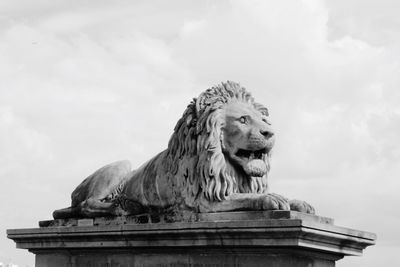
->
left=259, top=193, right=290, bottom=211
left=289, top=199, right=315, bottom=214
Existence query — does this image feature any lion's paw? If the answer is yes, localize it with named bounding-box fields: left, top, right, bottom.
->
left=289, top=199, right=315, bottom=214
left=260, top=193, right=290, bottom=211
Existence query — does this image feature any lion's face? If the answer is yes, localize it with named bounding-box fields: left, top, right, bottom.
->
left=222, top=100, right=275, bottom=178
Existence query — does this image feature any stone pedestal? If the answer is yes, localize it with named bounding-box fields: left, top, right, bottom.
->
left=7, top=211, right=375, bottom=267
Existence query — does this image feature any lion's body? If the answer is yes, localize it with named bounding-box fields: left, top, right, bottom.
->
left=53, top=81, right=314, bottom=220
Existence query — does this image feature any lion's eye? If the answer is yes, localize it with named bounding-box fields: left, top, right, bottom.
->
left=239, top=116, right=248, bottom=124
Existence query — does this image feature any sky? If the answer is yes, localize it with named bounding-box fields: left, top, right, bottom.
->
left=1, top=0, right=399, bottom=266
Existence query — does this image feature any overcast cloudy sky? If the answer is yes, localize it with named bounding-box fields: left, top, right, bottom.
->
left=1, top=0, right=399, bottom=266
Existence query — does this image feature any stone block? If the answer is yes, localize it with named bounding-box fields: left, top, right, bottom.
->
left=7, top=211, right=376, bottom=267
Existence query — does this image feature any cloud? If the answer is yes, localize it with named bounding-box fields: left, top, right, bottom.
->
left=326, top=0, right=400, bottom=45
left=0, top=106, right=53, bottom=177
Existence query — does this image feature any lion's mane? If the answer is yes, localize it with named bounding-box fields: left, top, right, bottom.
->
left=164, top=81, right=271, bottom=204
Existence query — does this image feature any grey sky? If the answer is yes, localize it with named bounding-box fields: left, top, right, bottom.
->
left=1, top=0, right=399, bottom=266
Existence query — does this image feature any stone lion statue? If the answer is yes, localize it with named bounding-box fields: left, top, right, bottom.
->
left=53, top=81, right=314, bottom=220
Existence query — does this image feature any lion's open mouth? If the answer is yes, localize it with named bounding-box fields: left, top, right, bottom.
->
left=235, top=148, right=267, bottom=160
left=232, top=148, right=268, bottom=177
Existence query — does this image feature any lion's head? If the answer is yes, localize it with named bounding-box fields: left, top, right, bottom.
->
left=166, top=81, right=274, bottom=203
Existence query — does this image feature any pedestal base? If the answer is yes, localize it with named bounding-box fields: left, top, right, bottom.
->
left=34, top=249, right=338, bottom=267
left=7, top=211, right=376, bottom=267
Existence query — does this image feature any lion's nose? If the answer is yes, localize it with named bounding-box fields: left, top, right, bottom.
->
left=260, top=129, right=274, bottom=139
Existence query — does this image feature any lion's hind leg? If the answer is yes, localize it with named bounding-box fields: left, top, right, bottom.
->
left=52, top=206, right=82, bottom=219
left=53, top=160, right=132, bottom=219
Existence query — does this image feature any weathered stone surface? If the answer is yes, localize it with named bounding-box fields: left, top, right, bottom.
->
left=52, top=81, right=314, bottom=221
left=8, top=212, right=376, bottom=267
left=197, top=210, right=334, bottom=224
left=76, top=218, right=94, bottom=227
left=33, top=250, right=337, bottom=267
left=39, top=210, right=333, bottom=228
